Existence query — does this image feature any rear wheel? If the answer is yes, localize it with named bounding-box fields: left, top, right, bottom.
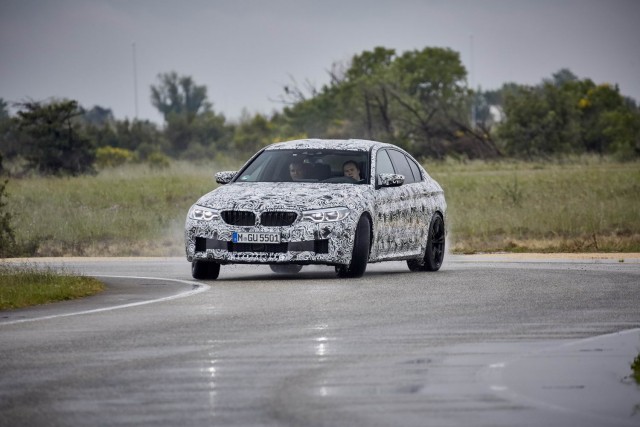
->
left=192, top=260, right=220, bottom=280
left=407, top=213, right=445, bottom=272
left=269, top=264, right=303, bottom=274
left=336, top=215, right=370, bottom=278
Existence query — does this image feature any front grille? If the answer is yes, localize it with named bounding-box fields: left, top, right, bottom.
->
left=260, top=211, right=297, bottom=226
left=228, top=242, right=288, bottom=253
left=221, top=211, right=256, bottom=226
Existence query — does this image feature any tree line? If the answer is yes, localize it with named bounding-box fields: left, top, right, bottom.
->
left=1, top=46, right=639, bottom=177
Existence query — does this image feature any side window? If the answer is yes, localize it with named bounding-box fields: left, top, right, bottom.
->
left=407, top=155, right=422, bottom=182
left=375, top=149, right=395, bottom=185
left=376, top=149, right=395, bottom=174
left=387, top=150, right=416, bottom=184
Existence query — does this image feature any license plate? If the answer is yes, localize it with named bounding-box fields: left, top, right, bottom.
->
left=232, top=232, right=281, bottom=244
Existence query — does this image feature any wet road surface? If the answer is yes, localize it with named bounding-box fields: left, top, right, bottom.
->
left=1, top=256, right=639, bottom=426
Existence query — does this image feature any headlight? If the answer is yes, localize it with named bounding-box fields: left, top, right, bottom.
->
left=302, top=207, right=350, bottom=223
left=188, top=205, right=220, bottom=221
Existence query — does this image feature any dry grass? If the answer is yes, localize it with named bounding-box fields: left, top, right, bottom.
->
left=3, top=156, right=639, bottom=256
left=426, top=157, right=640, bottom=253
left=6, top=161, right=232, bottom=256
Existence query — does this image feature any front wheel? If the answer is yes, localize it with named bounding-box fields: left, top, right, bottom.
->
left=336, top=215, right=370, bottom=278
left=192, top=260, right=220, bottom=280
left=407, top=213, right=445, bottom=272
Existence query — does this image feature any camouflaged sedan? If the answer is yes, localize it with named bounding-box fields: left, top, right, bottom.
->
left=185, top=139, right=446, bottom=280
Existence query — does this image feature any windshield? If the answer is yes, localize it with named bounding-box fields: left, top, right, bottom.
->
left=235, top=149, right=370, bottom=184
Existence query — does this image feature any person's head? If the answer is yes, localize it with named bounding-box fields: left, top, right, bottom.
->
left=289, top=161, right=306, bottom=180
left=343, top=160, right=361, bottom=180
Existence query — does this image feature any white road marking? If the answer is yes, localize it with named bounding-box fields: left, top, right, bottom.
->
left=0, top=275, right=210, bottom=326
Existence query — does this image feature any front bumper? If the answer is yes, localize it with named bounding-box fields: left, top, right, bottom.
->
left=185, top=217, right=357, bottom=265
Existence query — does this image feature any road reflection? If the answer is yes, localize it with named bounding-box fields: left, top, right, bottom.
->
left=203, top=346, right=218, bottom=415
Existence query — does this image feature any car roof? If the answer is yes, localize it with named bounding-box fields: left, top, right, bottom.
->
left=266, top=138, right=393, bottom=152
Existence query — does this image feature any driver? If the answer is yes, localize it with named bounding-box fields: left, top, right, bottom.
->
left=289, top=161, right=307, bottom=181
left=342, top=160, right=362, bottom=181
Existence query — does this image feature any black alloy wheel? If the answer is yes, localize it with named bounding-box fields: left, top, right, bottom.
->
left=407, top=213, right=445, bottom=272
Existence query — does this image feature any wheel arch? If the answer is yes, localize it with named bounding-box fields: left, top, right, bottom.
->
left=359, top=210, right=374, bottom=258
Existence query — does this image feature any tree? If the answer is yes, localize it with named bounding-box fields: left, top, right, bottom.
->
left=277, top=54, right=639, bottom=160
left=81, top=114, right=174, bottom=163
left=82, top=105, right=114, bottom=126
left=280, top=88, right=345, bottom=140
left=280, top=46, right=484, bottom=158
left=232, top=112, right=273, bottom=154
left=343, top=47, right=397, bottom=140
left=150, top=72, right=228, bottom=155
left=0, top=99, right=9, bottom=120
left=277, top=62, right=350, bottom=140
left=388, top=47, right=472, bottom=156
left=113, top=119, right=167, bottom=155
left=15, top=100, right=96, bottom=175
left=0, top=98, right=19, bottom=162
left=151, top=72, right=211, bottom=123
left=496, top=70, right=640, bottom=158
left=497, top=83, right=581, bottom=157
left=549, top=68, right=579, bottom=86
left=577, top=82, right=640, bottom=156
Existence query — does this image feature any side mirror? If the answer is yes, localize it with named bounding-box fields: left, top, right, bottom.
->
left=378, top=173, right=405, bottom=188
left=215, top=171, right=237, bottom=185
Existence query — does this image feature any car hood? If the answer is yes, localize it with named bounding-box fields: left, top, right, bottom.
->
left=196, top=182, right=370, bottom=212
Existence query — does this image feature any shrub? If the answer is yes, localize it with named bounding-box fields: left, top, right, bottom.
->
left=0, top=179, right=16, bottom=257
left=632, top=353, right=640, bottom=385
left=96, top=146, right=136, bottom=168
left=147, top=151, right=171, bottom=170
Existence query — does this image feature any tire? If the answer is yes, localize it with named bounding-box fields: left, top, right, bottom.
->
left=269, top=264, right=303, bottom=274
left=336, top=215, right=370, bottom=278
left=407, top=258, right=423, bottom=272
left=407, top=213, right=445, bottom=272
left=192, top=260, right=220, bottom=280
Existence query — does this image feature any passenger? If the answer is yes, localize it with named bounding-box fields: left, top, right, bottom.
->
left=289, top=161, right=307, bottom=181
left=342, top=160, right=362, bottom=181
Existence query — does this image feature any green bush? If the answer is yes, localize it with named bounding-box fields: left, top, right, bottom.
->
left=0, top=179, right=16, bottom=257
left=632, top=353, right=640, bottom=385
left=96, top=146, right=136, bottom=168
left=147, top=151, right=171, bottom=170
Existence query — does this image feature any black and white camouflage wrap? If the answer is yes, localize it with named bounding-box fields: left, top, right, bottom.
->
left=185, top=139, right=446, bottom=266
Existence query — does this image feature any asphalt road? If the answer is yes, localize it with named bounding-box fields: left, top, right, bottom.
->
left=1, top=255, right=639, bottom=426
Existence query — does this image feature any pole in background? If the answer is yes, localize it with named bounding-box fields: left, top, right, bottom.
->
left=132, top=42, right=139, bottom=119
left=469, top=34, right=476, bottom=129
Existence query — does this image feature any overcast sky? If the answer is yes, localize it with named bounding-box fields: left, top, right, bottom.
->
left=1, top=0, right=639, bottom=124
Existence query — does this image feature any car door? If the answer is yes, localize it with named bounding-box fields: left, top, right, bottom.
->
left=372, top=149, right=424, bottom=260
left=386, top=149, right=427, bottom=256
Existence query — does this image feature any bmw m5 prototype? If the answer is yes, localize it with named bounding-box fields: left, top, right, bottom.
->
left=185, top=139, right=446, bottom=280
